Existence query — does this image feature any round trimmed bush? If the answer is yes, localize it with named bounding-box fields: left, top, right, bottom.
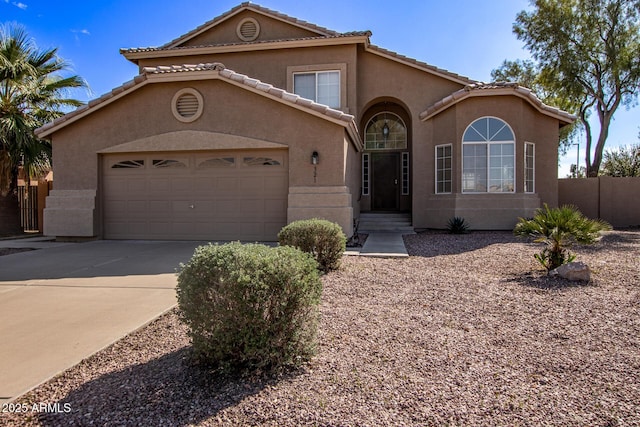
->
left=278, top=218, right=346, bottom=273
left=177, top=242, right=322, bottom=372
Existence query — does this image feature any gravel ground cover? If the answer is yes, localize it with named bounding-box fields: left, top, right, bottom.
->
left=2, top=230, right=639, bottom=426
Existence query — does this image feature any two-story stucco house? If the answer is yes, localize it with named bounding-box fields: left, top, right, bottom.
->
left=36, top=3, right=575, bottom=241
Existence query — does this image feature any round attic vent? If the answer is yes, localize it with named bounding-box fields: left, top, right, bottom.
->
left=172, top=88, right=203, bottom=123
left=237, top=18, right=260, bottom=42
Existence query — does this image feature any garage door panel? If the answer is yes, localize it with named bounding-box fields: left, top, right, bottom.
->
left=103, top=178, right=131, bottom=197
left=192, top=178, right=215, bottom=194
left=171, top=222, right=197, bottom=236
left=127, top=180, right=147, bottom=193
left=238, top=177, right=264, bottom=192
left=148, top=200, right=172, bottom=214
left=103, top=150, right=287, bottom=241
left=171, top=177, right=193, bottom=193
left=191, top=200, right=215, bottom=215
left=149, top=177, right=171, bottom=193
left=148, top=221, right=172, bottom=236
left=264, top=222, right=285, bottom=237
left=216, top=177, right=239, bottom=195
left=212, top=199, right=239, bottom=216
left=264, top=176, right=287, bottom=194
left=265, top=199, right=287, bottom=217
left=107, top=220, right=149, bottom=239
left=239, top=199, right=265, bottom=216
left=171, top=201, right=194, bottom=214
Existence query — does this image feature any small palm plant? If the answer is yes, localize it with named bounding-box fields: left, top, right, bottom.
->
left=447, top=217, right=470, bottom=234
left=514, top=204, right=611, bottom=271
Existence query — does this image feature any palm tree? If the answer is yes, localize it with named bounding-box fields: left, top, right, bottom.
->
left=0, top=24, right=86, bottom=235
left=514, top=204, right=612, bottom=271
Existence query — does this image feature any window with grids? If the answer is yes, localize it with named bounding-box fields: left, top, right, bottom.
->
left=365, top=113, right=407, bottom=150
left=402, top=152, right=410, bottom=195
left=524, top=142, right=535, bottom=193
left=362, top=153, right=370, bottom=196
left=436, top=144, right=452, bottom=194
left=462, top=117, right=515, bottom=193
left=293, top=71, right=340, bottom=109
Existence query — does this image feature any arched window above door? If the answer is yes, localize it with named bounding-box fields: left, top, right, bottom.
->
left=365, top=112, right=407, bottom=150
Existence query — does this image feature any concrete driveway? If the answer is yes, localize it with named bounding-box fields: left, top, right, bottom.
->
left=0, top=239, right=203, bottom=404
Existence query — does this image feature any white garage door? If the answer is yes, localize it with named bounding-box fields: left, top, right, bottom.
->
left=102, top=150, right=288, bottom=241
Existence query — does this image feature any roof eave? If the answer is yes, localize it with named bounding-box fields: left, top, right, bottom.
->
left=419, top=87, right=577, bottom=126
left=122, top=35, right=371, bottom=64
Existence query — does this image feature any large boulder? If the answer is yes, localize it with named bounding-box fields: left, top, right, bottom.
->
left=550, top=261, right=591, bottom=281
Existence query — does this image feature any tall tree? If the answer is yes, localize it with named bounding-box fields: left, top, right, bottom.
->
left=0, top=24, right=86, bottom=235
left=601, top=143, right=640, bottom=176
left=491, top=59, right=581, bottom=151
left=510, top=0, right=640, bottom=177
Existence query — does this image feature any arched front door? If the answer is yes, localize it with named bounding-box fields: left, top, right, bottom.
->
left=363, top=112, right=409, bottom=211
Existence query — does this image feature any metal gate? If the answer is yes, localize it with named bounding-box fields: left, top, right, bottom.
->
left=18, top=185, right=39, bottom=232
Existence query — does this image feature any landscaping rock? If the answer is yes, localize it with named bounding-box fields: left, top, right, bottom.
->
left=550, top=261, right=591, bottom=281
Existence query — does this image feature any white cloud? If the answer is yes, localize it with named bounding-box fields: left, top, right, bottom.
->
left=71, top=29, right=91, bottom=36
left=12, top=1, right=27, bottom=10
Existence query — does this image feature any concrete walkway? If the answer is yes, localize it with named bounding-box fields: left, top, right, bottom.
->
left=358, top=233, right=409, bottom=257
left=0, top=239, right=202, bottom=404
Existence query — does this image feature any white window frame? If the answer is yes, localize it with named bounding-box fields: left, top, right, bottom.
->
left=287, top=64, right=347, bottom=111
left=292, top=70, right=340, bottom=108
left=402, top=152, right=410, bottom=195
left=362, top=153, right=370, bottom=196
left=435, top=144, right=453, bottom=194
left=524, top=142, right=535, bottom=193
left=462, top=117, right=515, bottom=194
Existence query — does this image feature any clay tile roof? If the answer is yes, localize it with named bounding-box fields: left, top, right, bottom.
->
left=420, top=81, right=576, bottom=125
left=35, top=63, right=358, bottom=139
left=120, top=32, right=372, bottom=56
left=141, top=62, right=227, bottom=74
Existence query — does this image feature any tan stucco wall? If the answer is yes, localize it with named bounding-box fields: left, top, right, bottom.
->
left=357, top=49, right=464, bottom=115
left=415, top=96, right=561, bottom=230
left=180, top=10, right=321, bottom=47
left=559, top=177, right=640, bottom=228
left=137, top=44, right=359, bottom=115
left=46, top=78, right=358, bottom=237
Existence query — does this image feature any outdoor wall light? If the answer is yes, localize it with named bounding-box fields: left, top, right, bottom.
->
left=311, top=151, right=319, bottom=165
left=382, top=122, right=390, bottom=140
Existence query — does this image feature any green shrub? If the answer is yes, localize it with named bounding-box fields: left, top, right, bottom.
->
left=278, top=218, right=346, bottom=273
left=176, top=242, right=322, bottom=373
left=447, top=217, right=470, bottom=234
left=514, top=204, right=612, bottom=271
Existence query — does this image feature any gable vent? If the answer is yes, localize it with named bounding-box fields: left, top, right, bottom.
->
left=176, top=94, right=199, bottom=117
left=237, top=18, right=260, bottom=42
left=171, top=88, right=203, bottom=123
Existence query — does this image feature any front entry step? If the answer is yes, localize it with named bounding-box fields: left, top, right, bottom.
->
left=357, top=212, right=415, bottom=234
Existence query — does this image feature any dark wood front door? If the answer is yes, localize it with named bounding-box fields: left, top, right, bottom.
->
left=372, top=152, right=400, bottom=211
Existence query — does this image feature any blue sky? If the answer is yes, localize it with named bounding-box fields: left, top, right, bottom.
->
left=3, top=0, right=638, bottom=176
